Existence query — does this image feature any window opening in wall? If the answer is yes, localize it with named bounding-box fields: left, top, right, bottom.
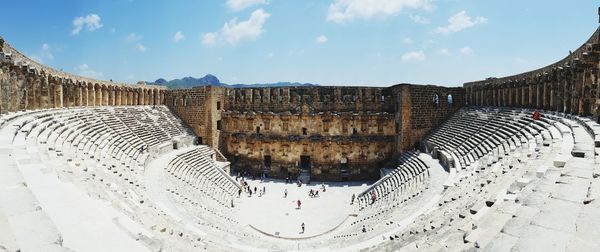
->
left=395, top=122, right=399, bottom=134
left=342, top=120, right=348, bottom=134
left=352, top=128, right=357, bottom=135
left=256, top=126, right=261, bottom=134
left=361, top=122, right=368, bottom=132
left=352, top=95, right=356, bottom=102
left=447, top=94, right=453, bottom=107
left=217, top=101, right=221, bottom=110
left=216, top=120, right=222, bottom=130
left=381, top=95, right=385, bottom=102
left=302, top=127, right=307, bottom=135
left=433, top=94, right=440, bottom=108
left=323, top=121, right=330, bottom=133
left=282, top=121, right=289, bottom=131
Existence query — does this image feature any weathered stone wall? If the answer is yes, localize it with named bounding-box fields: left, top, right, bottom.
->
left=224, top=86, right=394, bottom=113
left=221, top=110, right=395, bottom=181
left=464, top=26, right=600, bottom=123
left=392, top=84, right=465, bottom=153
left=167, top=85, right=464, bottom=181
left=164, top=86, right=226, bottom=148
left=0, top=37, right=166, bottom=114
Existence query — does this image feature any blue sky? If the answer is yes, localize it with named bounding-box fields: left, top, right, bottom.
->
left=1, top=0, right=598, bottom=87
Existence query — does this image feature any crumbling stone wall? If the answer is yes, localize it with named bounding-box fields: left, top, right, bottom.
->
left=224, top=86, right=394, bottom=113
left=393, top=84, right=465, bottom=153
left=221, top=110, right=395, bottom=181
left=0, top=37, right=165, bottom=114
left=165, top=86, right=225, bottom=148
left=464, top=27, right=600, bottom=122
left=167, top=85, right=463, bottom=181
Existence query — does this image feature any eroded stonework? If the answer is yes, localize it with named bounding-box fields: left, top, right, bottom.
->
left=0, top=37, right=166, bottom=112
left=166, top=85, right=463, bottom=181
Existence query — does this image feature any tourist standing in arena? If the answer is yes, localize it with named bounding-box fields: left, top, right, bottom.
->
left=301, top=222, right=305, bottom=233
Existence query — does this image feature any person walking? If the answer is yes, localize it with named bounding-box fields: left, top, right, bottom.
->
left=301, top=222, right=305, bottom=233
left=284, top=188, right=288, bottom=198
left=351, top=194, right=355, bottom=205
left=297, top=199, right=301, bottom=209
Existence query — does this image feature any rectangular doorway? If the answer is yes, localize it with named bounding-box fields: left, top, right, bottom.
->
left=263, top=155, right=272, bottom=168
left=300, top=155, right=311, bottom=171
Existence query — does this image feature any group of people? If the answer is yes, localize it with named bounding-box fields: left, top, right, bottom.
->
left=236, top=177, right=266, bottom=198
left=308, top=183, right=327, bottom=198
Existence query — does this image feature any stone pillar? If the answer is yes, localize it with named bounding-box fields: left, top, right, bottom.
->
left=76, top=83, right=83, bottom=106
left=565, top=72, right=572, bottom=114
left=520, top=84, right=525, bottom=107
left=139, top=89, right=145, bottom=105
left=54, top=79, right=63, bottom=108
left=115, top=88, right=121, bottom=106
left=95, top=85, right=101, bottom=106
left=102, top=87, right=109, bottom=106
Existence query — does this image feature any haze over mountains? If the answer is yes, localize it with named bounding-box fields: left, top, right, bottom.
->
left=148, top=74, right=319, bottom=89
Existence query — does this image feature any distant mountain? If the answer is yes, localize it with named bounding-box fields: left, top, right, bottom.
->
left=148, top=74, right=223, bottom=89
left=147, top=74, right=319, bottom=89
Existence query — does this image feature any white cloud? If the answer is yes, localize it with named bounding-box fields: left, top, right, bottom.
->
left=30, top=43, right=54, bottom=63
left=435, top=11, right=487, bottom=34
left=173, top=31, right=185, bottom=42
left=315, top=35, right=328, bottom=44
left=226, top=0, right=267, bottom=11
left=71, top=14, right=103, bottom=35
left=201, top=32, right=218, bottom=45
left=437, top=48, right=450, bottom=55
left=401, top=50, right=426, bottom=62
left=402, top=37, right=414, bottom=44
left=202, top=9, right=271, bottom=46
left=267, top=52, right=274, bottom=57
left=409, top=14, right=429, bottom=24
left=77, top=64, right=103, bottom=78
left=126, top=33, right=143, bottom=42
left=459, top=46, right=473, bottom=55
left=327, top=0, right=433, bottom=23
left=136, top=43, right=146, bottom=53
left=41, top=43, right=54, bottom=60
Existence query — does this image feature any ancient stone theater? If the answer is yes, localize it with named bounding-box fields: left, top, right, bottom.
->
left=0, top=7, right=600, bottom=252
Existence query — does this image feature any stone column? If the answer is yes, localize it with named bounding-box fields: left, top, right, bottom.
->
left=115, top=87, right=121, bottom=106
left=54, top=79, right=63, bottom=108
left=102, top=87, right=109, bottom=106
left=76, top=83, right=83, bottom=106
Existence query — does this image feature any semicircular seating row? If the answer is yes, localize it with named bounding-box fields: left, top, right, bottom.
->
left=328, top=107, right=599, bottom=250
left=0, top=105, right=243, bottom=251
left=361, top=108, right=600, bottom=251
